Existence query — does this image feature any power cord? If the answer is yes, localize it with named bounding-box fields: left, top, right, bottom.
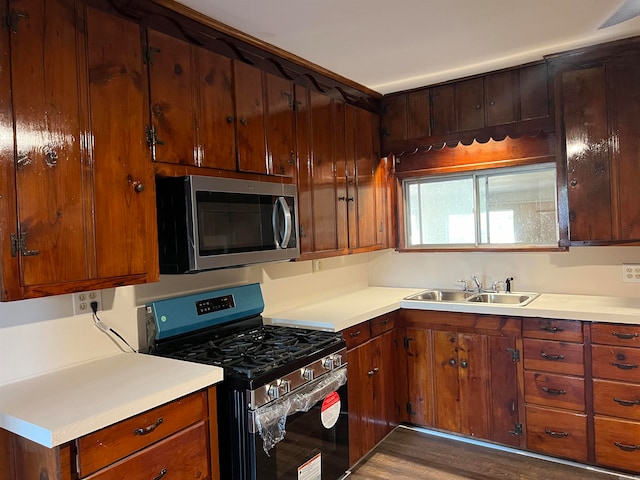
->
left=91, top=301, right=137, bottom=353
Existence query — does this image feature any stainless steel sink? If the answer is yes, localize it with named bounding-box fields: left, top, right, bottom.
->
left=404, top=289, right=540, bottom=307
left=466, top=292, right=540, bottom=306
left=405, top=289, right=475, bottom=302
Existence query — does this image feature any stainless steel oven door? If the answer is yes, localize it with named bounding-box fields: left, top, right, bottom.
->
left=251, top=366, right=350, bottom=480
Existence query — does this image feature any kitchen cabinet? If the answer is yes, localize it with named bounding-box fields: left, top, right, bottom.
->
left=552, top=40, right=640, bottom=244
left=381, top=62, right=551, bottom=156
left=522, top=318, right=588, bottom=462
left=591, top=323, right=640, bottom=474
left=0, top=0, right=158, bottom=301
left=264, top=72, right=296, bottom=177
left=146, top=29, right=236, bottom=170
left=400, top=310, right=522, bottom=447
left=295, top=86, right=389, bottom=258
left=343, top=312, right=400, bottom=465
left=3, top=388, right=219, bottom=480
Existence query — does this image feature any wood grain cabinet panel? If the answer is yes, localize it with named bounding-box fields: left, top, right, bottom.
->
left=84, top=422, right=209, bottom=480
left=522, top=318, right=583, bottom=342
left=594, top=416, right=640, bottom=473
left=592, top=344, right=640, bottom=383
left=593, top=379, right=640, bottom=421
left=484, top=71, right=517, bottom=126
left=524, top=371, right=585, bottom=411
left=523, top=338, right=584, bottom=376
left=264, top=72, right=295, bottom=177
left=455, top=78, right=484, bottom=131
left=430, top=84, right=456, bottom=135
left=342, top=321, right=372, bottom=350
left=525, top=405, right=588, bottom=462
left=519, top=62, right=550, bottom=120
left=77, top=391, right=207, bottom=477
left=591, top=323, right=640, bottom=347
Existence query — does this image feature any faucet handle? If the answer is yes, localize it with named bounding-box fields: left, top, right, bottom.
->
left=491, top=281, right=504, bottom=292
left=457, top=279, right=469, bottom=291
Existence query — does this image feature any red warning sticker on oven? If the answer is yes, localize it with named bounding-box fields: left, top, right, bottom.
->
left=320, top=391, right=341, bottom=429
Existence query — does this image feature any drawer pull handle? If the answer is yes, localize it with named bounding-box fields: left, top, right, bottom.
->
left=152, top=468, right=168, bottom=480
left=540, top=351, right=564, bottom=361
left=133, top=417, right=163, bottom=436
left=611, top=361, right=639, bottom=371
left=350, top=331, right=361, bottom=338
left=614, top=441, right=640, bottom=452
left=540, top=326, right=564, bottom=333
left=612, top=332, right=639, bottom=340
left=381, top=319, right=390, bottom=324
left=542, top=387, right=566, bottom=396
left=614, top=397, right=640, bottom=407
left=367, top=367, right=379, bottom=376
left=544, top=429, right=569, bottom=438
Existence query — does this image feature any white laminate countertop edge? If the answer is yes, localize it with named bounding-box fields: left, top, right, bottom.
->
left=0, top=353, right=223, bottom=448
left=264, top=287, right=640, bottom=332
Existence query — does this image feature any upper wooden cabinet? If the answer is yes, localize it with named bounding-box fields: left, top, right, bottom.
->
left=381, top=62, right=552, bottom=155
left=550, top=38, right=640, bottom=245
left=0, top=0, right=158, bottom=300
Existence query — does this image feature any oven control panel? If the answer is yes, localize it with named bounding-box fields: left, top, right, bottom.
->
left=196, top=294, right=235, bottom=315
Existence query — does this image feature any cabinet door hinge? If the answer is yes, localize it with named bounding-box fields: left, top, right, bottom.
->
left=145, top=125, right=164, bottom=147
left=406, top=402, right=417, bottom=415
left=403, top=337, right=414, bottom=350
left=506, top=348, right=520, bottom=362
left=509, top=423, right=523, bottom=436
left=11, top=232, right=39, bottom=257
left=6, top=10, right=28, bottom=33
left=144, top=46, right=161, bottom=66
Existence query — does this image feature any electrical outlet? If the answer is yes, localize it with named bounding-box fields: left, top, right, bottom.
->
left=73, top=290, right=103, bottom=315
left=622, top=264, right=640, bottom=283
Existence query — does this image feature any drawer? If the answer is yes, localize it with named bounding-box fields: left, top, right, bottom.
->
left=370, top=312, right=396, bottom=337
left=592, top=344, right=640, bottom=383
left=342, top=321, right=372, bottom=350
left=523, top=338, right=584, bottom=376
left=523, top=318, right=583, bottom=342
left=524, top=371, right=585, bottom=411
left=594, top=379, right=640, bottom=421
left=594, top=415, right=640, bottom=473
left=525, top=404, right=588, bottom=462
left=77, top=391, right=207, bottom=477
left=592, top=323, right=640, bottom=347
left=84, top=421, right=209, bottom=480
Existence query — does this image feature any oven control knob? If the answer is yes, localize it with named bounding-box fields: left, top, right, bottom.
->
left=278, top=379, right=291, bottom=395
left=302, top=367, right=314, bottom=381
left=323, top=354, right=342, bottom=370
left=267, top=384, right=279, bottom=400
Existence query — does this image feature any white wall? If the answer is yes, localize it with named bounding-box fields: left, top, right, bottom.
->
left=2, top=245, right=639, bottom=387
left=369, top=246, right=640, bottom=297
left=0, top=254, right=369, bottom=386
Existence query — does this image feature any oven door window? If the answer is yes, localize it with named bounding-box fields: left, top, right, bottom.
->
left=254, top=383, right=349, bottom=480
left=196, top=191, right=278, bottom=255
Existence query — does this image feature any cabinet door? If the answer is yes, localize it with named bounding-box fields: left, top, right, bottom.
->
left=458, top=333, right=491, bottom=438
left=433, top=330, right=461, bottom=432
left=372, top=330, right=397, bottom=442
left=407, top=90, right=431, bottom=139
left=10, top=0, right=88, bottom=286
left=197, top=48, right=236, bottom=170
left=310, top=91, right=338, bottom=252
left=294, top=85, right=313, bottom=254
left=456, top=78, right=484, bottom=131
left=334, top=100, right=349, bottom=251
left=562, top=66, right=612, bottom=242
left=430, top=84, right=456, bottom=135
left=381, top=94, right=407, bottom=142
left=147, top=29, right=196, bottom=165
left=264, top=72, right=295, bottom=176
left=519, top=63, right=549, bottom=121
left=234, top=61, right=267, bottom=174
left=347, top=341, right=374, bottom=465
left=405, top=327, right=435, bottom=427
left=485, top=71, right=517, bottom=126
left=87, top=7, right=157, bottom=280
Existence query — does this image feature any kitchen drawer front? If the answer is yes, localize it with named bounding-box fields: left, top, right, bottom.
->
left=594, top=416, right=640, bottom=473
left=370, top=312, right=396, bottom=337
left=84, top=421, right=209, bottom=480
left=77, top=391, right=207, bottom=477
left=592, top=323, right=640, bottom=347
left=342, top=321, right=372, bottom=350
left=525, top=405, right=588, bottom=462
left=523, top=339, right=584, bottom=376
left=523, top=318, right=583, bottom=343
left=524, top=371, right=585, bottom=411
left=594, top=378, right=640, bottom=421
left=592, top=344, right=640, bottom=382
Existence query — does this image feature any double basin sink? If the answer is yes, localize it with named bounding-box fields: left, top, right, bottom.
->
left=404, top=289, right=540, bottom=307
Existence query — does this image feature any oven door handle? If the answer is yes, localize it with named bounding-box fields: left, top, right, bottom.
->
left=272, top=196, right=292, bottom=249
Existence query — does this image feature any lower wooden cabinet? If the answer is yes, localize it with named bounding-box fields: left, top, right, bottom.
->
left=525, top=404, right=588, bottom=462
left=594, top=416, right=640, bottom=472
left=344, top=312, right=399, bottom=465
left=1, top=387, right=219, bottom=480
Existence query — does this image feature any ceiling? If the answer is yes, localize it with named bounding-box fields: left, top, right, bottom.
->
left=175, top=0, right=640, bottom=95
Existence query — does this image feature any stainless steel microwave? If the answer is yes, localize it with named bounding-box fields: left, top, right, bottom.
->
left=156, top=175, right=299, bottom=273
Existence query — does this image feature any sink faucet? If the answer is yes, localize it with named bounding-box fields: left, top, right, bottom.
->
left=457, top=279, right=470, bottom=291
left=471, top=275, right=482, bottom=292
left=505, top=277, right=513, bottom=293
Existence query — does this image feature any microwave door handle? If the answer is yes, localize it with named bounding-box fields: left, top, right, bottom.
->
left=272, top=196, right=292, bottom=248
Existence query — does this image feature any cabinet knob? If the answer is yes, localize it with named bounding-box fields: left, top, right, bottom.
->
left=240, top=117, right=248, bottom=126
left=460, top=360, right=468, bottom=369
left=134, top=182, right=145, bottom=193
left=570, top=179, right=578, bottom=187
left=226, top=116, right=234, bottom=123
left=475, top=104, right=481, bottom=110
left=449, top=358, right=457, bottom=367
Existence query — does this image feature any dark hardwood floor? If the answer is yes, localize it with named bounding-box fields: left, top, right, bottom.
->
left=348, top=426, right=638, bottom=480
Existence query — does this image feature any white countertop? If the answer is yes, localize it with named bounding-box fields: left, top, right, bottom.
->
left=0, top=353, right=223, bottom=448
left=265, top=286, right=640, bottom=331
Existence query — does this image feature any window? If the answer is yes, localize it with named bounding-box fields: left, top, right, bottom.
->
left=403, top=164, right=558, bottom=248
